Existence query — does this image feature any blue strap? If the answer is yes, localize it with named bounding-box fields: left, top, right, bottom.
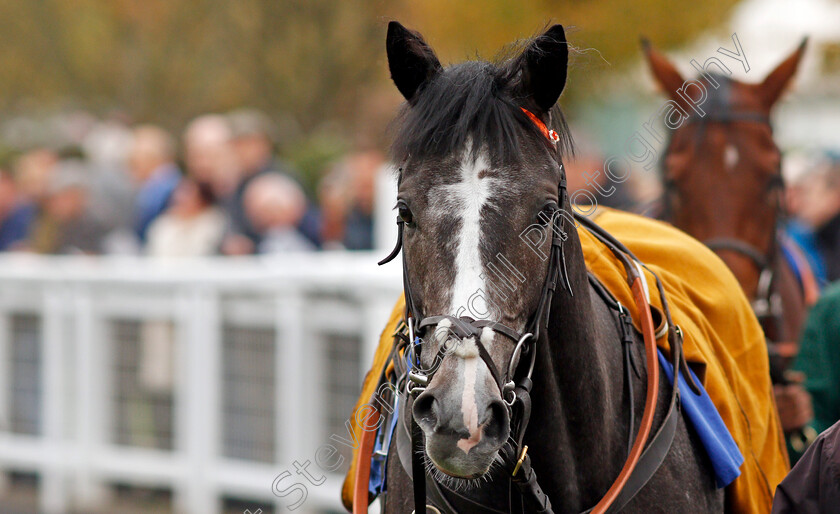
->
left=369, top=399, right=399, bottom=495
left=658, top=349, right=743, bottom=488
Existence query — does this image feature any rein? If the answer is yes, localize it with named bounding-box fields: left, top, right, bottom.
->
left=354, top=109, right=688, bottom=514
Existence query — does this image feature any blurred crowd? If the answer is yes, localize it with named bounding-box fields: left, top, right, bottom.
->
left=785, top=152, right=840, bottom=284
left=0, top=109, right=382, bottom=257
left=2, top=109, right=839, bottom=278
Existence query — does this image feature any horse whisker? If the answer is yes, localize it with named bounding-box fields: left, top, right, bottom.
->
left=417, top=451, right=501, bottom=492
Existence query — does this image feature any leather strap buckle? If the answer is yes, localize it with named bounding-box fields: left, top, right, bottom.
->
left=512, top=445, right=529, bottom=477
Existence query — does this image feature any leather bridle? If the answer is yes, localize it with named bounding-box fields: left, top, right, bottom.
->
left=375, top=109, right=573, bottom=514
left=659, top=81, right=818, bottom=453
left=353, top=108, right=695, bottom=514
left=665, top=77, right=788, bottom=335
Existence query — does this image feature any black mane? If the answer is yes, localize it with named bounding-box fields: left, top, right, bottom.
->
left=390, top=54, right=574, bottom=164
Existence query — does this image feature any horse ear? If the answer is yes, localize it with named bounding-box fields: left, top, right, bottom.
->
left=758, top=38, right=808, bottom=108
left=386, top=21, right=442, bottom=104
left=642, top=38, right=686, bottom=103
left=520, top=24, right=569, bottom=112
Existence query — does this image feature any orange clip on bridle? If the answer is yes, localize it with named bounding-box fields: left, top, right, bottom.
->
left=521, top=108, right=560, bottom=145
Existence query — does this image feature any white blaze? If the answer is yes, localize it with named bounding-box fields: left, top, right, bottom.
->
left=457, top=356, right=483, bottom=454
left=437, top=145, right=504, bottom=452
left=724, top=144, right=739, bottom=171
left=442, top=147, right=499, bottom=321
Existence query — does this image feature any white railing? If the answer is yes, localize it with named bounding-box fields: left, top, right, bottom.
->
left=0, top=253, right=402, bottom=514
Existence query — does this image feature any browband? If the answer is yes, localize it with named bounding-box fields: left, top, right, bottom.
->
left=521, top=108, right=560, bottom=145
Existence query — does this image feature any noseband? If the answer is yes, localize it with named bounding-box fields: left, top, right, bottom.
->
left=703, top=236, right=784, bottom=321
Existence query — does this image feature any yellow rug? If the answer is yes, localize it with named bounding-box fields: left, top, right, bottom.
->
left=341, top=207, right=788, bottom=513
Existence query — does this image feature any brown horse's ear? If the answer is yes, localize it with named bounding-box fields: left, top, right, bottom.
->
left=641, top=38, right=686, bottom=103
left=519, top=24, right=569, bottom=113
left=386, top=21, right=442, bottom=105
left=758, top=38, right=808, bottom=108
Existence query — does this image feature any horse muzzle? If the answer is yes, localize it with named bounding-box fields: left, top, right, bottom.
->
left=413, top=383, right=510, bottom=478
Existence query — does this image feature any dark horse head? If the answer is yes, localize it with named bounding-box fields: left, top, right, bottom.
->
left=643, top=40, right=807, bottom=298
left=386, top=21, right=573, bottom=479
left=381, top=23, right=728, bottom=513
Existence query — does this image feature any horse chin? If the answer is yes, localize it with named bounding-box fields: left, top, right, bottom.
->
left=426, top=446, right=498, bottom=480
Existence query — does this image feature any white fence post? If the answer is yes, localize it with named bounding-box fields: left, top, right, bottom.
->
left=175, top=285, right=221, bottom=514
left=40, top=286, right=69, bottom=514
left=73, top=284, right=109, bottom=508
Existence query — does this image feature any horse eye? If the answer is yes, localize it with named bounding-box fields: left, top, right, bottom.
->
left=538, top=202, right=558, bottom=225
left=398, top=204, right=414, bottom=226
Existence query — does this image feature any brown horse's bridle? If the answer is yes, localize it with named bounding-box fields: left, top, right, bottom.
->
left=666, top=79, right=788, bottom=340
left=355, top=109, right=695, bottom=514
left=663, top=79, right=821, bottom=453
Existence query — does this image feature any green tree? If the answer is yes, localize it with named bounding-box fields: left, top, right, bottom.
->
left=0, top=0, right=740, bottom=142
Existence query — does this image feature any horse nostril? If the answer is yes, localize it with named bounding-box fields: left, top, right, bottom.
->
left=482, top=399, right=510, bottom=442
left=413, top=391, right=438, bottom=429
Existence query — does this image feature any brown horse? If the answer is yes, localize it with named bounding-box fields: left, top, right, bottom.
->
left=643, top=40, right=818, bottom=452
